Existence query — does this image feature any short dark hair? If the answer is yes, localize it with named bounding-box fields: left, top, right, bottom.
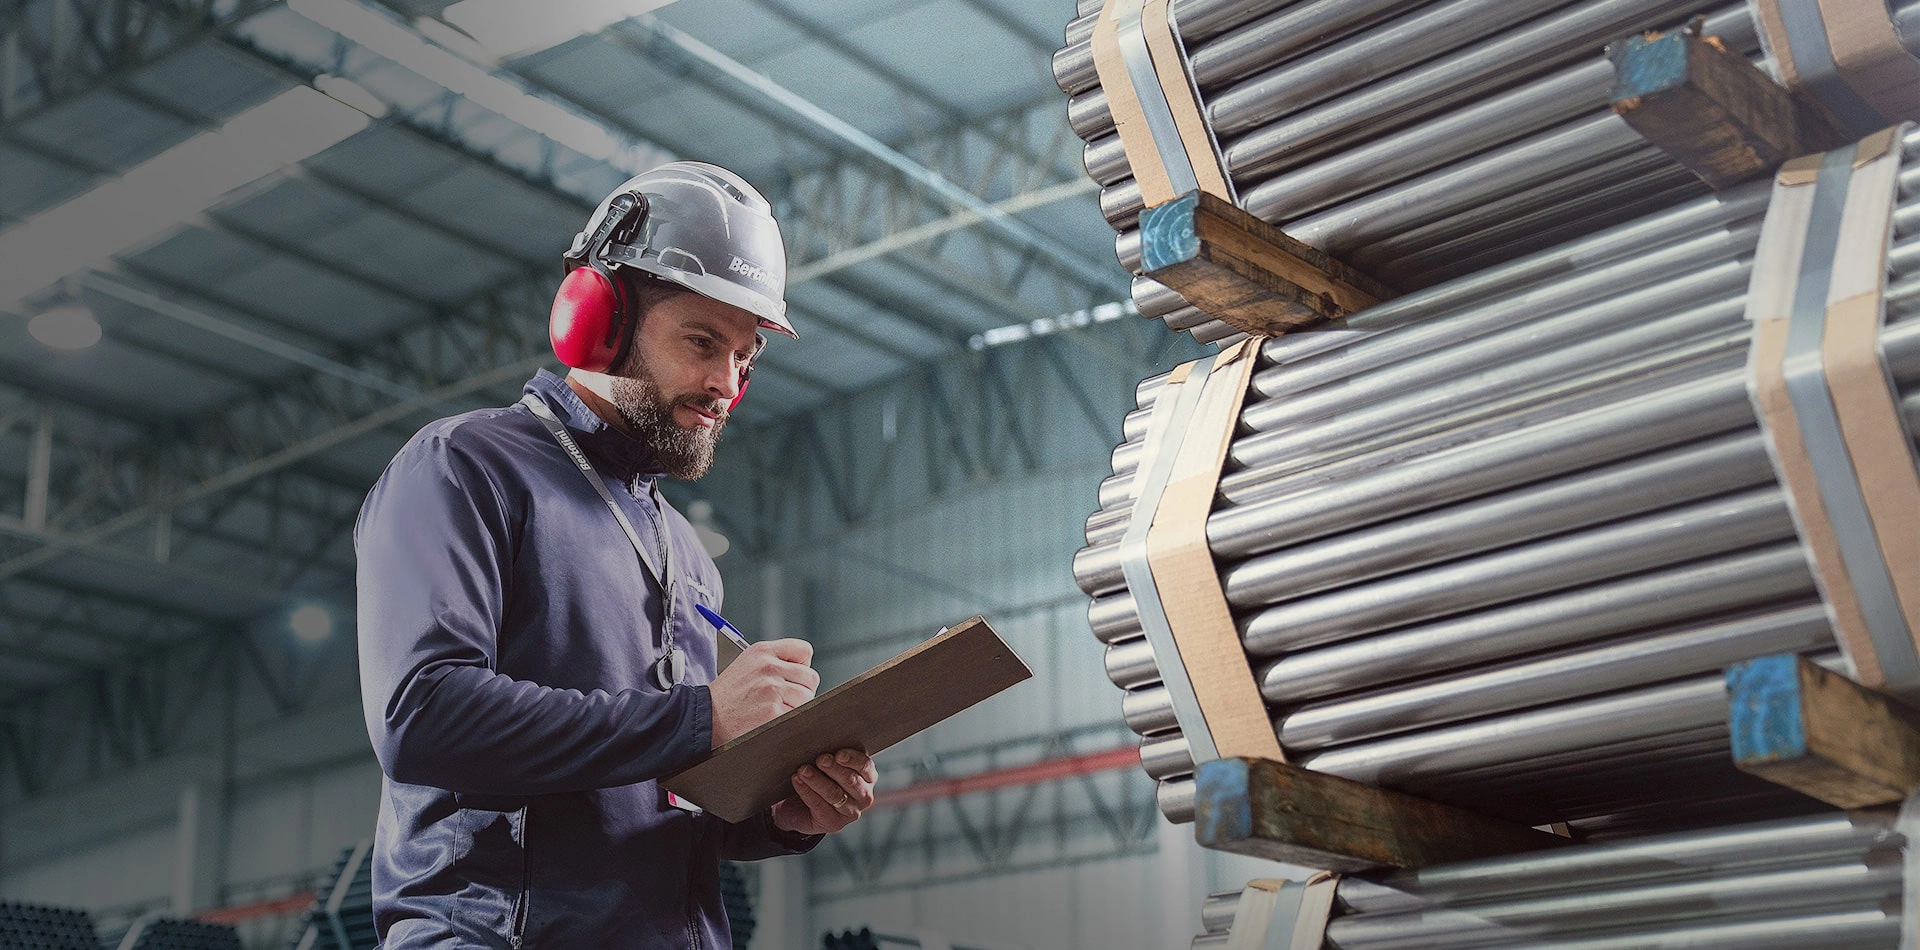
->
left=624, top=272, right=692, bottom=319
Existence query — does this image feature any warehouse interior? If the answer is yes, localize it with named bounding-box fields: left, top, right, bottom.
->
left=0, top=0, right=1251, bottom=945
left=8, top=0, right=1920, bottom=947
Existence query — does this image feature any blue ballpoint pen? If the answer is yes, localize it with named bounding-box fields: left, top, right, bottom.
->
left=695, top=604, right=753, bottom=654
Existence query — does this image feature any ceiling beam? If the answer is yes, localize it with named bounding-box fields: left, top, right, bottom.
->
left=0, top=0, right=280, bottom=131
left=0, top=352, right=548, bottom=584
left=614, top=16, right=1120, bottom=294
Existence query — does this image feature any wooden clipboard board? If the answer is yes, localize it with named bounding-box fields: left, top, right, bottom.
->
left=663, top=616, right=1031, bottom=822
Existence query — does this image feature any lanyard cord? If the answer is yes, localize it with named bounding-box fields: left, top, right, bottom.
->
left=521, top=394, right=677, bottom=663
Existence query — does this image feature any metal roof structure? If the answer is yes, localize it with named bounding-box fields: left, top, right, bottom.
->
left=0, top=0, right=1164, bottom=718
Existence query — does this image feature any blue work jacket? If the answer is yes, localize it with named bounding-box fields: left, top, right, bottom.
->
left=355, top=370, right=816, bottom=949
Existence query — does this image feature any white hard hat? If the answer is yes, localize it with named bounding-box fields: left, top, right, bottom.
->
left=566, top=161, right=796, bottom=339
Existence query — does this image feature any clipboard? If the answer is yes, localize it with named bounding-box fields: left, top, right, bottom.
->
left=662, top=616, right=1031, bottom=822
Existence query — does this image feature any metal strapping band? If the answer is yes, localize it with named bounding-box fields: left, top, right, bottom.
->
left=1784, top=144, right=1920, bottom=686
left=1120, top=353, right=1218, bottom=764
left=1113, top=0, right=1201, bottom=197
left=1776, top=0, right=1889, bottom=133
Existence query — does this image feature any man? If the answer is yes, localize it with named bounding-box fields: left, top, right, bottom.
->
left=356, top=161, right=873, bottom=948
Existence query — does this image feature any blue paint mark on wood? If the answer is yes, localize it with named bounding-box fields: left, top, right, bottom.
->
left=1608, top=32, right=1691, bottom=104
left=1727, top=654, right=1809, bottom=766
left=1194, top=757, right=1254, bottom=847
left=1140, top=192, right=1202, bottom=273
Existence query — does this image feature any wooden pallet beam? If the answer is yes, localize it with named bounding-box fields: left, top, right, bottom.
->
left=1728, top=653, right=1920, bottom=808
left=1608, top=25, right=1845, bottom=189
left=1193, top=757, right=1570, bottom=872
left=1140, top=191, right=1392, bottom=337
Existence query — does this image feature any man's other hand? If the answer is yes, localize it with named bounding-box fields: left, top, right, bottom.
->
left=708, top=639, right=818, bottom=748
left=773, top=748, right=876, bottom=835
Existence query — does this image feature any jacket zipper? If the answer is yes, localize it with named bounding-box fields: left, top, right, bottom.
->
left=509, top=805, right=532, bottom=948
left=686, top=820, right=703, bottom=950
left=686, top=879, right=702, bottom=950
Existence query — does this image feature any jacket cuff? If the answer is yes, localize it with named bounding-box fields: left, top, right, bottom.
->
left=765, top=812, right=824, bottom=854
left=653, top=683, right=714, bottom=779
left=685, top=684, right=713, bottom=758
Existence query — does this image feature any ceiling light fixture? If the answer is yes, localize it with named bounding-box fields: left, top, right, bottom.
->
left=27, top=303, right=103, bottom=351
left=968, top=300, right=1137, bottom=350
left=289, top=603, right=335, bottom=644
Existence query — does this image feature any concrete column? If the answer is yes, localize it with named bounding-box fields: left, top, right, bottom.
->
left=752, top=856, right=811, bottom=950
left=171, top=781, right=225, bottom=915
left=1156, top=815, right=1204, bottom=949
left=748, top=560, right=811, bottom=950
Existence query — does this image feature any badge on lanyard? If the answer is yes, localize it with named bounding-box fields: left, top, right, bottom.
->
left=652, top=646, right=688, bottom=691
left=664, top=788, right=705, bottom=814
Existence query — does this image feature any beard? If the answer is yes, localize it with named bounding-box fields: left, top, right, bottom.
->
left=606, top=360, right=727, bottom=481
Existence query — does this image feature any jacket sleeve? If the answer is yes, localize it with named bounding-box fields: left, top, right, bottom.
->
left=355, top=425, right=711, bottom=796
left=717, top=810, right=823, bottom=861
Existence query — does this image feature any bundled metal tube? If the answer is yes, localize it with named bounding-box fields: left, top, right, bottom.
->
left=1277, top=603, right=1832, bottom=750
left=1085, top=278, right=1920, bottom=811
left=1061, top=1, right=1920, bottom=841
left=1107, top=385, right=1916, bottom=704
left=1053, top=0, right=1301, bottom=96
left=1338, top=810, right=1902, bottom=913
left=1086, top=1, right=1759, bottom=294
left=1109, top=400, right=1916, bottom=816
left=1116, top=220, right=1775, bottom=458
left=1065, top=0, right=1706, bottom=146
left=1325, top=859, right=1902, bottom=949
left=1127, top=182, right=1773, bottom=369
left=1077, top=276, right=1920, bottom=604
left=1102, top=328, right=1753, bottom=530
left=1140, top=670, right=1737, bottom=785
left=1127, top=596, right=1830, bottom=740
left=1095, top=284, right=1758, bottom=524
left=1080, top=372, right=1765, bottom=596
left=1058, top=0, right=1920, bottom=339
left=1113, top=257, right=1920, bottom=514
left=1256, top=544, right=1817, bottom=703
left=1259, top=810, right=1915, bottom=949
left=1197, top=808, right=1908, bottom=946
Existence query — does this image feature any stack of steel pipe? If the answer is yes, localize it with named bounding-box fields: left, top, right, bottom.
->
left=1072, top=129, right=1920, bottom=829
left=1055, top=0, right=1920, bottom=344
left=289, top=841, right=374, bottom=950
left=119, top=919, right=243, bottom=950
left=1193, top=810, right=1910, bottom=948
left=0, top=902, right=98, bottom=950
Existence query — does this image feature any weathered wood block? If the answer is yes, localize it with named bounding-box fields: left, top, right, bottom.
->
left=1193, top=757, right=1569, bottom=872
left=1609, top=27, right=1845, bottom=189
left=1728, top=653, right=1920, bottom=808
left=1140, top=191, right=1390, bottom=337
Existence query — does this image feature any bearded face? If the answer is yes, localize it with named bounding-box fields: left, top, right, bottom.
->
left=606, top=350, right=727, bottom=480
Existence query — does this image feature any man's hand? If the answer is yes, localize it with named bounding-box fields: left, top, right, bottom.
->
left=772, top=748, right=876, bottom=836
left=708, top=639, right=818, bottom=748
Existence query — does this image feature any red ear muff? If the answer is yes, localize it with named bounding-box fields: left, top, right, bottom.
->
left=549, top=266, right=630, bottom=372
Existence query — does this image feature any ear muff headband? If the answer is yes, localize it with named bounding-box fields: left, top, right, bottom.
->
left=550, top=194, right=647, bottom=373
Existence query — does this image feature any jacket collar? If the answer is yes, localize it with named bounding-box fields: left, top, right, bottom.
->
left=523, top=370, right=665, bottom=483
